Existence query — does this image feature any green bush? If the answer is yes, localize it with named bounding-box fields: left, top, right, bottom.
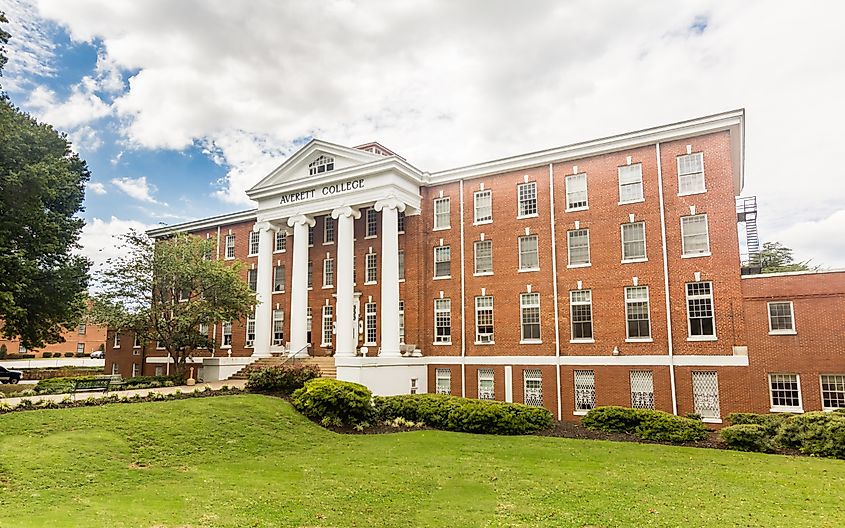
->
left=42, top=352, right=52, bottom=358
left=726, top=412, right=790, bottom=436
left=246, top=364, right=322, bottom=394
left=21, top=354, right=35, bottom=359
left=123, top=376, right=172, bottom=389
left=581, top=406, right=648, bottom=433
left=721, top=424, right=772, bottom=452
left=34, top=376, right=97, bottom=395
left=372, top=394, right=553, bottom=435
left=775, top=412, right=845, bottom=458
left=635, top=412, right=708, bottom=442
left=63, top=352, right=74, bottom=357
left=291, top=378, right=373, bottom=426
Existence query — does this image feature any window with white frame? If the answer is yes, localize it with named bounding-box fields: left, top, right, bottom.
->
left=225, top=234, right=235, bottom=259
left=321, top=305, right=333, bottom=346
left=365, top=253, right=377, bottom=284
left=323, top=216, right=335, bottom=244
left=247, top=269, right=258, bottom=292
left=306, top=307, right=312, bottom=345
left=524, top=369, right=543, bottom=407
left=133, top=334, right=141, bottom=348
left=435, top=368, right=451, bottom=395
left=399, top=300, right=405, bottom=344
left=686, top=281, right=715, bottom=339
left=517, top=182, right=538, bottom=217
left=113, top=333, right=121, bottom=348
left=434, top=298, right=451, bottom=343
left=565, top=173, right=588, bottom=210
left=199, top=322, right=209, bottom=338
left=768, top=301, right=796, bottom=334
left=132, top=363, right=139, bottom=377
left=434, top=246, right=451, bottom=278
left=433, top=197, right=451, bottom=229
left=245, top=316, right=255, bottom=348
left=769, top=373, right=802, bottom=411
left=308, top=225, right=314, bottom=246
left=275, top=230, right=286, bottom=252
left=681, top=215, right=710, bottom=256
left=474, top=190, right=492, bottom=223
left=248, top=231, right=259, bottom=256
left=474, top=240, right=493, bottom=274
left=820, top=374, right=845, bottom=410
left=222, top=321, right=232, bottom=347
left=677, top=152, right=705, bottom=195
left=625, top=286, right=651, bottom=340
left=630, top=370, right=655, bottom=409
left=274, top=265, right=285, bottom=292
left=621, top=221, right=646, bottom=261
left=364, top=302, right=377, bottom=345
left=366, top=208, right=377, bottom=237
left=307, top=261, right=313, bottom=288
left=397, top=211, right=405, bottom=233
left=475, top=296, right=494, bottom=343
left=567, top=229, right=590, bottom=266
left=570, top=289, right=593, bottom=341
left=692, top=371, right=721, bottom=420
left=77, top=343, right=85, bottom=355
left=520, top=292, right=541, bottom=342
left=78, top=322, right=87, bottom=335
left=272, top=309, right=284, bottom=346
left=478, top=369, right=495, bottom=400
left=574, top=370, right=596, bottom=413
left=111, top=363, right=119, bottom=375
left=308, top=155, right=334, bottom=175
left=398, top=250, right=405, bottom=280
left=518, top=235, right=539, bottom=271
left=155, top=366, right=164, bottom=377
left=323, top=258, right=334, bottom=287
left=618, top=164, right=643, bottom=203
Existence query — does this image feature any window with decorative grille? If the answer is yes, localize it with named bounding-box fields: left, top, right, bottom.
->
left=435, top=368, right=451, bottom=395
left=478, top=369, right=495, bottom=400
left=524, top=369, right=543, bottom=407
left=630, top=370, right=654, bottom=409
left=574, top=370, right=596, bottom=413
left=692, top=371, right=720, bottom=420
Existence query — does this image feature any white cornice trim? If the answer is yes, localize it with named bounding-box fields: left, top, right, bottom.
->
left=742, top=269, right=845, bottom=279
left=335, top=354, right=750, bottom=367
left=146, top=209, right=257, bottom=238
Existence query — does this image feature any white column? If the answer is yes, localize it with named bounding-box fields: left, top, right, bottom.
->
left=331, top=206, right=360, bottom=357
left=374, top=196, right=405, bottom=357
left=287, top=214, right=314, bottom=358
left=252, top=221, right=275, bottom=357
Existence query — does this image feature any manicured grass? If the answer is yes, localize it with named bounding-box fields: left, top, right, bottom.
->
left=1, top=395, right=843, bottom=527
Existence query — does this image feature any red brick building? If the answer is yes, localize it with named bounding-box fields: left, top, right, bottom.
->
left=105, top=109, right=845, bottom=422
left=1, top=314, right=106, bottom=358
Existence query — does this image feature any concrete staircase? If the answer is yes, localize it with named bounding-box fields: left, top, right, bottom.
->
left=228, top=356, right=337, bottom=380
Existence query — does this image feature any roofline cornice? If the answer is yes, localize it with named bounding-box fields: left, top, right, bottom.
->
left=146, top=209, right=257, bottom=238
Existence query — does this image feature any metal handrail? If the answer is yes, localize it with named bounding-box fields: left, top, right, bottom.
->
left=280, top=344, right=310, bottom=366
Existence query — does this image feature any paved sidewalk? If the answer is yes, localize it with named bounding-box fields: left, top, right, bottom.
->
left=0, top=379, right=247, bottom=408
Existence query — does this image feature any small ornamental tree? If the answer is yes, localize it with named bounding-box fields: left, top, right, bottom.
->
left=91, top=231, right=255, bottom=380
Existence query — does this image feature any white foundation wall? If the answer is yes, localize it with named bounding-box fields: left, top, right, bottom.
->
left=336, top=358, right=428, bottom=396
left=204, top=357, right=257, bottom=381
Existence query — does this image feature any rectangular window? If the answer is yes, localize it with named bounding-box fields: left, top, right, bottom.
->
left=275, top=230, right=286, bottom=252
left=397, top=211, right=405, bottom=233
left=365, top=253, right=378, bottom=284
left=821, top=374, right=845, bottom=410
left=248, top=230, right=259, bottom=256
left=686, top=281, right=715, bottom=339
left=681, top=215, right=710, bottom=256
left=225, top=234, right=235, bottom=259
left=247, top=269, right=258, bottom=292
left=625, top=286, right=651, bottom=340
left=133, top=334, right=141, bottom=348
left=307, top=260, right=313, bottom=288
left=111, top=363, right=119, bottom=375
left=574, top=370, right=596, bottom=413
left=321, top=305, right=333, bottom=347
left=155, top=366, right=164, bottom=377
left=570, top=290, right=593, bottom=341
left=199, top=323, right=209, bottom=337
left=272, top=309, right=285, bottom=346
left=618, top=163, right=643, bottom=203
left=474, top=190, right=492, bottom=223
left=78, top=323, right=87, bottom=335
left=630, top=370, right=655, bottom=409
left=308, top=225, right=314, bottom=246
left=398, top=250, right=405, bottom=280
left=323, top=258, right=334, bottom=287
left=274, top=265, right=285, bottom=292
left=77, top=342, right=85, bottom=354
left=565, top=173, right=588, bottom=210
left=132, top=363, right=139, bottom=377
left=520, top=292, right=541, bottom=342
left=366, top=208, right=377, bottom=237
left=621, top=221, right=646, bottom=261
left=478, top=368, right=495, bottom=400
left=364, top=302, right=377, bottom=345
left=222, top=321, right=232, bottom=347
left=435, top=368, right=451, bottom=395
left=473, top=240, right=493, bottom=274
left=678, top=152, right=705, bottom=195
left=692, top=371, right=721, bottom=420
left=524, top=369, right=543, bottom=407
left=518, top=235, right=539, bottom=271
left=475, top=296, right=494, bottom=344
left=434, top=246, right=451, bottom=278
left=399, top=300, right=405, bottom=344
left=517, top=182, right=538, bottom=217
left=433, top=197, right=451, bottom=229
left=113, top=333, right=121, bottom=348
left=306, top=307, right=312, bottom=345
left=567, top=229, right=590, bottom=266
left=434, top=298, right=451, bottom=343
left=769, top=373, right=802, bottom=411
left=323, top=216, right=335, bottom=244
left=768, top=301, right=796, bottom=334
left=245, top=316, right=255, bottom=348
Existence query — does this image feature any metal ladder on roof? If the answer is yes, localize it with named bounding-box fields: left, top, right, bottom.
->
left=736, top=196, right=761, bottom=274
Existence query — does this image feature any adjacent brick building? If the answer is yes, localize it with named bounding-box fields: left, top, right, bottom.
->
left=105, top=109, right=845, bottom=421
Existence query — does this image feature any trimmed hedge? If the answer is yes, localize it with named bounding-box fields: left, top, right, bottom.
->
left=720, top=424, right=772, bottom=452
left=726, top=412, right=790, bottom=436
left=291, top=378, right=373, bottom=426
left=775, top=412, right=845, bottom=458
left=372, top=394, right=553, bottom=435
left=582, top=406, right=707, bottom=443
left=34, top=375, right=176, bottom=394
left=580, top=406, right=645, bottom=433
left=245, top=364, right=322, bottom=395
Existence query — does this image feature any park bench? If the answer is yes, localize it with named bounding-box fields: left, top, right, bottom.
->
left=71, top=375, right=125, bottom=397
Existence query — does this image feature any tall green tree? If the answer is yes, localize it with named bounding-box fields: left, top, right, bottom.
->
left=760, top=241, right=816, bottom=273
left=0, top=13, right=91, bottom=348
left=91, top=232, right=255, bottom=380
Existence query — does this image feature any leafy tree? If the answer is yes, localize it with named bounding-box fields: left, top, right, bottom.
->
left=91, top=231, right=255, bottom=380
left=760, top=241, right=815, bottom=273
left=0, top=13, right=91, bottom=348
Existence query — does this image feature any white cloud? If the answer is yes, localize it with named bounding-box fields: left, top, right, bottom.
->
left=770, top=209, right=845, bottom=270
left=25, top=84, right=111, bottom=129
left=78, top=216, right=153, bottom=273
left=87, top=181, right=106, bottom=195
left=0, top=0, right=56, bottom=90
left=110, top=175, right=163, bottom=205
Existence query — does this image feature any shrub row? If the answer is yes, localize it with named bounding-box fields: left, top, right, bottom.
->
left=721, top=411, right=845, bottom=458
left=291, top=378, right=373, bottom=426
left=245, top=364, right=322, bottom=394
left=34, top=375, right=177, bottom=395
left=581, top=406, right=708, bottom=443
left=41, top=352, right=91, bottom=358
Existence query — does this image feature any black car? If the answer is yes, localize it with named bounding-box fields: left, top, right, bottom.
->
left=0, top=366, right=23, bottom=384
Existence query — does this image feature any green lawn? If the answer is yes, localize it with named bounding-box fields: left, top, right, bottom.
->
left=0, top=395, right=843, bottom=527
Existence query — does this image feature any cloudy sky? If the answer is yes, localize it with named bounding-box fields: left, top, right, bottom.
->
left=1, top=0, right=844, bottom=271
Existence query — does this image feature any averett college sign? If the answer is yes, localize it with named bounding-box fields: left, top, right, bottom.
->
left=279, top=178, right=365, bottom=205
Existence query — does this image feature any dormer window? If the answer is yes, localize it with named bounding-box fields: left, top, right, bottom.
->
left=308, top=155, right=335, bottom=175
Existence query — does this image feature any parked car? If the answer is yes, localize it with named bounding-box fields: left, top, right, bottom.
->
left=0, top=366, right=23, bottom=384
left=90, top=350, right=104, bottom=359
